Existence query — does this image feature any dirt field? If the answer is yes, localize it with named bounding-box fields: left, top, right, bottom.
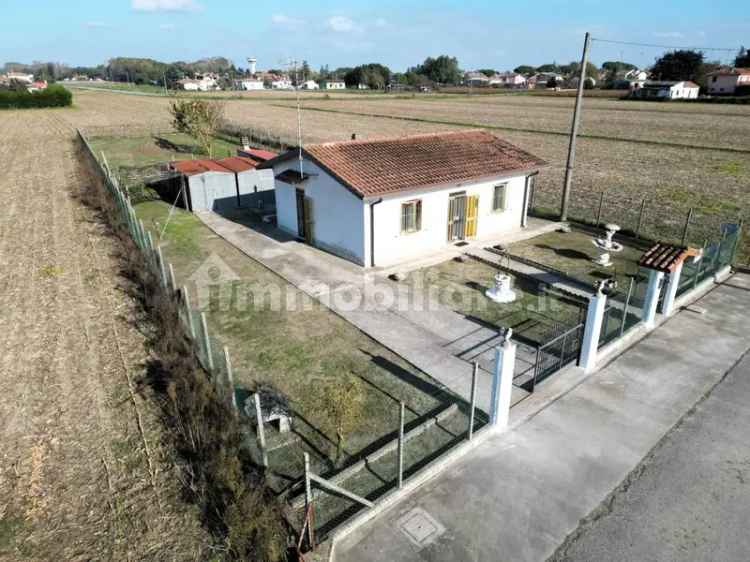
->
left=0, top=111, right=208, bottom=560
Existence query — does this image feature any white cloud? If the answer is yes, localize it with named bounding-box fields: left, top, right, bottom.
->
left=328, top=15, right=356, bottom=33
left=653, top=31, right=685, bottom=39
left=271, top=13, right=305, bottom=28
left=131, top=0, right=200, bottom=12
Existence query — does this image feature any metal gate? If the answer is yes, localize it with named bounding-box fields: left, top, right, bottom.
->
left=447, top=192, right=467, bottom=241
left=523, top=322, right=585, bottom=392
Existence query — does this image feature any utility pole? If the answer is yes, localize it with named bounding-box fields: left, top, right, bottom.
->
left=561, top=31, right=591, bottom=222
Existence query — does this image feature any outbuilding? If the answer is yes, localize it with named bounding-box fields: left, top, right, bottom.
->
left=634, top=80, right=700, bottom=100
left=166, top=156, right=275, bottom=212
left=707, top=68, right=750, bottom=95
left=260, top=130, right=546, bottom=268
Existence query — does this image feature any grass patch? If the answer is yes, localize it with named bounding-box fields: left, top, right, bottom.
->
left=410, top=258, right=585, bottom=346
left=0, top=513, right=23, bottom=553
left=133, top=201, right=464, bottom=497
left=715, top=160, right=746, bottom=178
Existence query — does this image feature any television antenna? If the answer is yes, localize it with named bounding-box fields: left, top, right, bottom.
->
left=282, top=57, right=305, bottom=177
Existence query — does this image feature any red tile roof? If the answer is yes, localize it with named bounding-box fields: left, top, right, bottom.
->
left=261, top=130, right=547, bottom=198
left=238, top=147, right=278, bottom=162
left=172, top=156, right=259, bottom=176
left=638, top=242, right=700, bottom=273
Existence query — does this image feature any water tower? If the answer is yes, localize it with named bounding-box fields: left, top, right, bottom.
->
left=247, top=58, right=257, bottom=76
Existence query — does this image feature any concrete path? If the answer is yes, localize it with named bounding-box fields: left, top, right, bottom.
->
left=554, top=344, right=750, bottom=562
left=196, top=211, right=540, bottom=410
left=332, top=273, right=750, bottom=562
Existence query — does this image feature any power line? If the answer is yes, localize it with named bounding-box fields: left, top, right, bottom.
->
left=591, top=37, right=738, bottom=53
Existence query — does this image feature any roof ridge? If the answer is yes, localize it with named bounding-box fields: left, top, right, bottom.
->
left=307, top=129, right=488, bottom=149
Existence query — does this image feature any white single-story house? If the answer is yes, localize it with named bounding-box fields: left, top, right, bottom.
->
left=179, top=74, right=220, bottom=91
left=464, top=71, right=490, bottom=86
left=634, top=80, right=700, bottom=100
left=271, top=78, right=294, bottom=90
left=489, top=72, right=527, bottom=88
left=707, top=68, right=750, bottom=95
left=167, top=156, right=275, bottom=212
left=301, top=80, right=320, bottom=90
left=320, top=80, right=346, bottom=90
left=260, top=130, right=547, bottom=268
left=238, top=78, right=265, bottom=90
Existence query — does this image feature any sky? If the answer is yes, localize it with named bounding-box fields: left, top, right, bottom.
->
left=3, top=0, right=748, bottom=71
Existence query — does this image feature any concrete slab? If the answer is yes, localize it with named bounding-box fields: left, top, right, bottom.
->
left=332, top=274, right=750, bottom=562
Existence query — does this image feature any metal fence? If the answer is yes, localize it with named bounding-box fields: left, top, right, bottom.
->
left=676, top=223, right=740, bottom=298
left=524, top=322, right=585, bottom=392
left=530, top=186, right=744, bottom=256
left=77, top=129, right=237, bottom=408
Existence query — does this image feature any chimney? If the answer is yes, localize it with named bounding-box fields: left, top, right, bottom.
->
left=351, top=133, right=357, bottom=140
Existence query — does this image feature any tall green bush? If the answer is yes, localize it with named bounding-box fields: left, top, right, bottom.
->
left=0, top=84, right=73, bottom=109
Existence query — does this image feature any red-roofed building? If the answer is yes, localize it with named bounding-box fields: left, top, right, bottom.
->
left=260, top=130, right=547, bottom=267
left=707, top=68, right=750, bottom=95
left=168, top=156, right=274, bottom=212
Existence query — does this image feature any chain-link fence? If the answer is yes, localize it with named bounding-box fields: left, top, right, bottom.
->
left=530, top=186, right=745, bottom=260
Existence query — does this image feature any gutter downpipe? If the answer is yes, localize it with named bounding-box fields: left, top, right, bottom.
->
left=370, top=198, right=384, bottom=267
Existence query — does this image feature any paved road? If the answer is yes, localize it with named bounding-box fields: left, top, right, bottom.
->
left=554, top=342, right=750, bottom=562
left=332, top=274, right=750, bottom=562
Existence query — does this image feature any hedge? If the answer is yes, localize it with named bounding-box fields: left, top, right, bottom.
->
left=0, top=84, right=73, bottom=109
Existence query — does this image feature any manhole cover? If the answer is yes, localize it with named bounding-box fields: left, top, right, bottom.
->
left=397, top=508, right=446, bottom=549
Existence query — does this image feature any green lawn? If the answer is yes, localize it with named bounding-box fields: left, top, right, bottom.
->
left=88, top=131, right=239, bottom=172
left=506, top=226, right=646, bottom=289
left=134, top=201, right=471, bottom=500
left=409, top=258, right=586, bottom=346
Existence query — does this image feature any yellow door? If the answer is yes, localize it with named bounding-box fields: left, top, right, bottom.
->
left=465, top=195, right=479, bottom=238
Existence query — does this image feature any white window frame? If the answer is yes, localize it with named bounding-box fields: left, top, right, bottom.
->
left=400, top=199, right=422, bottom=234
left=492, top=183, right=508, bottom=212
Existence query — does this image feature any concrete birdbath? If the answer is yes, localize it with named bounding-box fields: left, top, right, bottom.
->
left=485, top=272, right=517, bottom=303
left=592, top=223, right=624, bottom=267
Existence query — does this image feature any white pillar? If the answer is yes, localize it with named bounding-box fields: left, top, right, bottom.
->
left=661, top=262, right=683, bottom=317
left=643, top=270, right=665, bottom=328
left=489, top=334, right=517, bottom=429
left=579, top=289, right=607, bottom=373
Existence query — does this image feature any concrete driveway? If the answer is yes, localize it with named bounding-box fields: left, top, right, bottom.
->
left=331, top=274, right=750, bottom=562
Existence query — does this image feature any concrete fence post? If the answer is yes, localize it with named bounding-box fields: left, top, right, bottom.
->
left=156, top=246, right=168, bottom=288
left=489, top=333, right=517, bottom=429
left=643, top=269, right=665, bottom=328
left=223, top=346, right=238, bottom=414
left=661, top=262, right=683, bottom=317
left=199, top=312, right=214, bottom=371
left=168, top=263, right=178, bottom=294
left=579, top=289, right=608, bottom=373
left=397, top=401, right=405, bottom=489
left=181, top=286, right=196, bottom=339
left=468, top=362, right=478, bottom=441
left=254, top=393, right=269, bottom=467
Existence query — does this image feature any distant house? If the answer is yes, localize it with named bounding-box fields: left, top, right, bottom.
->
left=320, top=80, right=346, bottom=90
left=634, top=80, right=700, bottom=100
left=27, top=80, right=48, bottom=92
left=464, top=71, right=490, bottom=86
left=357, top=83, right=369, bottom=90
left=7, top=72, right=34, bottom=84
left=238, top=78, right=265, bottom=90
left=166, top=156, right=275, bottom=212
left=301, top=80, right=320, bottom=90
left=179, top=74, right=219, bottom=91
left=489, top=72, right=527, bottom=88
left=260, top=130, right=547, bottom=268
left=270, top=77, right=293, bottom=90
left=707, top=68, right=750, bottom=95
left=531, top=72, right=564, bottom=88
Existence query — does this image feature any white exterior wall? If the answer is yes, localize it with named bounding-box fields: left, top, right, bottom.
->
left=670, top=83, right=699, bottom=99
left=272, top=161, right=366, bottom=264
left=187, top=172, right=237, bottom=211
left=241, top=80, right=265, bottom=90
left=708, top=74, right=749, bottom=94
left=364, top=175, right=528, bottom=268
left=275, top=182, right=298, bottom=235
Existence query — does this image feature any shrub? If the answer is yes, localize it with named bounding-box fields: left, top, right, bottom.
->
left=0, top=84, right=72, bottom=109
left=76, top=138, right=288, bottom=561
